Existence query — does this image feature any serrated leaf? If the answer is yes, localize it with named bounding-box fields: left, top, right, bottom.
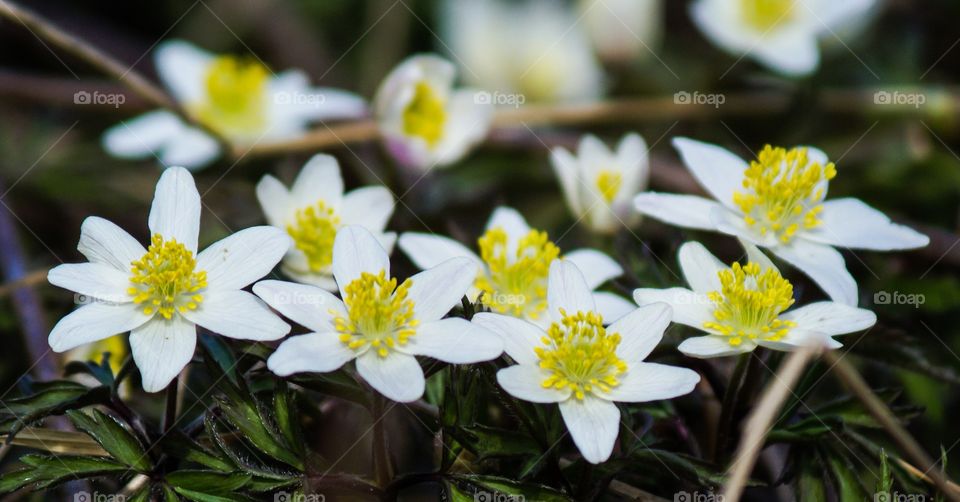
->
left=0, top=381, right=110, bottom=437
left=454, top=424, right=541, bottom=460
left=449, top=474, right=572, bottom=502
left=214, top=394, right=303, bottom=470
left=0, top=454, right=128, bottom=493
left=166, top=470, right=251, bottom=494
left=67, top=409, right=151, bottom=471
left=159, top=431, right=234, bottom=472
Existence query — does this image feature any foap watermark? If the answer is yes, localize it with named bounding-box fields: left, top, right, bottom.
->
left=474, top=91, right=525, bottom=108
left=74, top=293, right=125, bottom=306
left=274, top=91, right=326, bottom=106
left=873, top=90, right=926, bottom=108
left=874, top=491, right=926, bottom=502
left=264, top=290, right=329, bottom=308
left=74, top=90, right=126, bottom=108
left=673, top=91, right=725, bottom=108
left=674, top=490, right=724, bottom=502
left=73, top=491, right=125, bottom=502
left=274, top=492, right=325, bottom=502
left=873, top=290, right=925, bottom=308
left=473, top=490, right=525, bottom=502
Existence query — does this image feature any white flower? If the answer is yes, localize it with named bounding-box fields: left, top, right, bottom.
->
left=634, top=137, right=929, bottom=305
left=551, top=133, right=650, bottom=234
left=373, top=54, right=493, bottom=171
left=579, top=0, right=663, bottom=64
left=398, top=207, right=635, bottom=326
left=47, top=167, right=292, bottom=392
left=475, top=260, right=700, bottom=464
left=258, top=226, right=503, bottom=403
left=102, top=40, right=367, bottom=170
left=689, top=0, right=874, bottom=76
left=256, top=154, right=395, bottom=290
left=443, top=0, right=604, bottom=103
left=634, top=241, right=877, bottom=358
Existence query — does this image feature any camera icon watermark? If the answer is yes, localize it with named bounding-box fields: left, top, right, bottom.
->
left=73, top=492, right=125, bottom=502
left=73, top=90, right=126, bottom=108
left=473, top=490, right=525, bottom=502
left=74, top=293, right=125, bottom=306
left=873, top=290, right=925, bottom=308
left=873, top=90, right=925, bottom=109
left=274, top=91, right=326, bottom=106
left=674, top=91, right=725, bottom=108
left=874, top=491, right=926, bottom=502
left=474, top=91, right=526, bottom=109
left=273, top=492, right=325, bottom=502
left=674, top=490, right=725, bottom=502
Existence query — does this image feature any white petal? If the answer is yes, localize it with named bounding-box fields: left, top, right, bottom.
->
left=485, top=207, right=532, bottom=241
left=559, top=397, right=620, bottom=464
left=196, top=226, right=290, bottom=291
left=600, top=363, right=700, bottom=402
left=291, top=154, right=344, bottom=211
left=332, top=225, right=391, bottom=297
left=564, top=249, right=622, bottom=289
left=752, top=27, right=820, bottom=77
left=804, top=198, right=929, bottom=250
left=770, top=240, right=857, bottom=305
left=710, top=205, right=775, bottom=246
left=633, top=288, right=713, bottom=329
left=548, top=260, right=595, bottom=320
left=77, top=217, right=146, bottom=273
left=472, top=312, right=543, bottom=365
left=101, top=111, right=183, bottom=159
left=340, top=186, right=395, bottom=231
left=550, top=146, right=584, bottom=216
left=431, top=89, right=493, bottom=167
left=267, top=332, right=355, bottom=376
left=253, top=280, right=346, bottom=333
left=616, top=133, right=650, bottom=180
left=578, top=134, right=613, bottom=166
left=48, top=263, right=131, bottom=304
left=496, top=365, right=571, bottom=403
left=610, top=303, right=672, bottom=362
left=671, top=137, right=746, bottom=209
left=355, top=351, right=425, bottom=403
left=398, top=232, right=480, bottom=271
left=781, top=301, right=876, bottom=336
left=407, top=258, right=478, bottom=322
left=633, top=192, right=725, bottom=231
left=255, top=175, right=292, bottom=228
left=130, top=317, right=197, bottom=392
left=153, top=40, right=212, bottom=104
left=593, top=292, right=636, bottom=324
left=280, top=265, right=339, bottom=291
left=180, top=289, right=290, bottom=341
left=159, top=127, right=221, bottom=170
left=741, top=239, right=778, bottom=272
left=49, top=302, right=149, bottom=352
left=755, top=328, right=843, bottom=352
left=148, top=166, right=201, bottom=253
left=678, top=335, right=756, bottom=358
left=677, top=241, right=726, bottom=294
left=402, top=318, right=503, bottom=363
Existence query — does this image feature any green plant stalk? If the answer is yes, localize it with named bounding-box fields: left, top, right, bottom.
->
left=714, top=352, right=751, bottom=462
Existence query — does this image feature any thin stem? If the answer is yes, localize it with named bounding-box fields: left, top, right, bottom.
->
left=371, top=392, right=393, bottom=488
left=714, top=353, right=750, bottom=462
left=162, top=375, right=179, bottom=435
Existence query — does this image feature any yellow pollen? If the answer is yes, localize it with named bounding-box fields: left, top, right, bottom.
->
left=402, top=82, right=446, bottom=147
left=333, top=270, right=418, bottom=358
left=128, top=234, right=207, bottom=320
left=536, top=310, right=626, bottom=400
left=595, top=170, right=622, bottom=203
left=286, top=200, right=340, bottom=273
left=475, top=227, right=561, bottom=320
left=702, top=261, right=796, bottom=346
left=193, top=56, right=268, bottom=138
left=741, top=0, right=795, bottom=31
left=733, top=145, right=836, bottom=244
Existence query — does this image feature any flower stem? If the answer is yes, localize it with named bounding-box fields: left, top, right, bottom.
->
left=714, top=352, right=750, bottom=462
left=162, top=375, right=179, bottom=434
left=371, top=392, right=393, bottom=488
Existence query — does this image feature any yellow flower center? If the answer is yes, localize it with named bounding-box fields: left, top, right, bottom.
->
left=286, top=201, right=340, bottom=273
left=703, top=262, right=796, bottom=347
left=595, top=169, right=622, bottom=203
left=733, top=145, right=836, bottom=244
left=334, top=270, right=419, bottom=358
left=402, top=81, right=446, bottom=147
left=193, top=56, right=269, bottom=138
left=741, top=0, right=795, bottom=31
left=128, top=234, right=207, bottom=320
left=536, top=310, right=626, bottom=400
left=475, top=227, right=561, bottom=320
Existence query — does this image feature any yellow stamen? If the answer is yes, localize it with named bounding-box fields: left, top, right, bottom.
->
left=333, top=270, right=418, bottom=358
left=475, top=227, right=561, bottom=320
left=702, top=261, right=796, bottom=346
left=402, top=82, right=446, bottom=147
left=733, top=145, right=836, bottom=244
left=286, top=200, right=340, bottom=272
left=595, top=170, right=622, bottom=203
left=193, top=56, right=268, bottom=138
left=129, top=234, right=207, bottom=320
left=741, top=0, right=795, bottom=31
left=536, top=310, right=626, bottom=400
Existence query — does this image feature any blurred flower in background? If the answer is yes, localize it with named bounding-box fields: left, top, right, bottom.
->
left=688, top=0, right=875, bottom=76
left=443, top=0, right=604, bottom=103
left=579, top=0, right=663, bottom=65
left=374, top=54, right=493, bottom=171
left=102, top=40, right=367, bottom=170
left=550, top=133, right=650, bottom=234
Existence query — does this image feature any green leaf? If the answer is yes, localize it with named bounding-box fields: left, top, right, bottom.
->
left=454, top=424, right=541, bottom=460
left=825, top=450, right=869, bottom=502
left=796, top=448, right=827, bottom=502
left=273, top=383, right=305, bottom=457
left=213, top=394, right=303, bottom=470
left=0, top=454, right=128, bottom=493
left=166, top=470, right=251, bottom=494
left=878, top=448, right=893, bottom=495
left=0, top=381, right=110, bottom=437
left=64, top=352, right=115, bottom=387
left=159, top=431, right=234, bottom=472
left=67, top=409, right=151, bottom=471
left=449, top=475, right=572, bottom=502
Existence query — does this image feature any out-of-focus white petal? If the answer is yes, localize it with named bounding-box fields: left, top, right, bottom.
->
left=159, top=127, right=221, bottom=170
left=148, top=166, right=201, bottom=253
left=255, top=175, right=292, bottom=228
left=153, top=40, right=213, bottom=104
left=130, top=316, right=197, bottom=392
left=196, top=226, right=289, bottom=291
left=485, top=207, right=532, bottom=241
left=291, top=154, right=344, bottom=211
left=340, top=186, right=395, bottom=231
left=101, top=111, right=183, bottom=160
